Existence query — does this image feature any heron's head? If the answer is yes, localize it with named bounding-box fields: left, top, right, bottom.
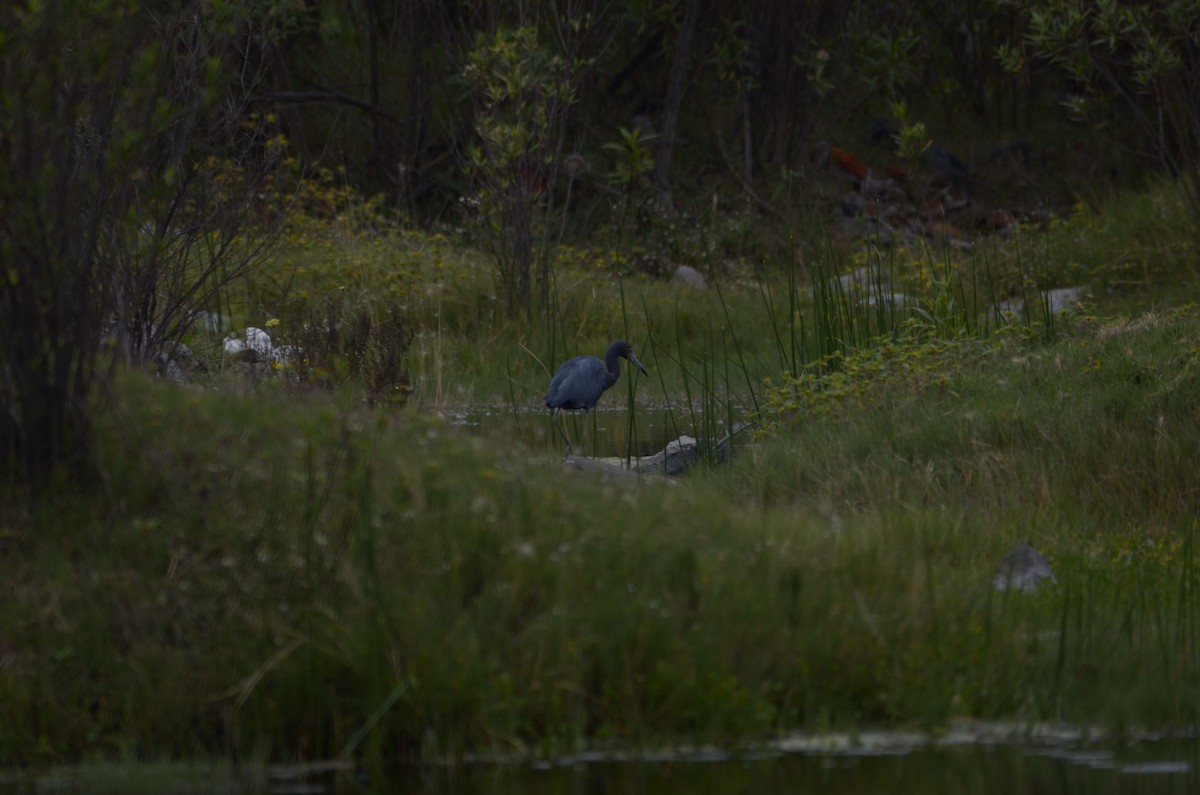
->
left=616, top=340, right=648, bottom=376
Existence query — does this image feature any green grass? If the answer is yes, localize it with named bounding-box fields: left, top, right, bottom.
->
left=207, top=174, right=1196, bottom=417
left=4, top=175, right=1200, bottom=768
left=4, top=297, right=1200, bottom=766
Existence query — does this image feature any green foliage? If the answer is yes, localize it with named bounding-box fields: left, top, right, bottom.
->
left=800, top=47, right=835, bottom=100
left=1035, top=180, right=1197, bottom=290
left=154, top=0, right=1196, bottom=239
left=0, top=0, right=278, bottom=483
left=603, top=126, right=658, bottom=193
left=759, top=333, right=988, bottom=427
left=8, top=0, right=1200, bottom=764
left=861, top=29, right=923, bottom=101
left=890, top=101, right=931, bottom=164
left=601, top=126, right=659, bottom=246
left=280, top=298, right=413, bottom=404
left=751, top=303, right=1200, bottom=528
left=1004, top=0, right=1200, bottom=213
left=463, top=26, right=580, bottom=317
left=6, top=305, right=1200, bottom=764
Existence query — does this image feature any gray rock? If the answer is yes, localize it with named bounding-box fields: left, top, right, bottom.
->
left=272, top=344, right=301, bottom=364
left=994, top=286, right=1086, bottom=319
left=154, top=354, right=187, bottom=383
left=865, top=292, right=910, bottom=309
left=153, top=341, right=196, bottom=383
left=993, top=542, right=1056, bottom=592
left=562, top=453, right=640, bottom=481
left=921, top=143, right=970, bottom=182
left=244, top=327, right=274, bottom=356
left=224, top=327, right=277, bottom=362
left=636, top=435, right=699, bottom=476
left=558, top=435, right=700, bottom=480
left=672, top=265, right=707, bottom=291
left=834, top=265, right=891, bottom=293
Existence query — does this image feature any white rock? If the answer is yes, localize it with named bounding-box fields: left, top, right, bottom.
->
left=244, top=327, right=274, bottom=355
left=223, top=336, right=247, bottom=356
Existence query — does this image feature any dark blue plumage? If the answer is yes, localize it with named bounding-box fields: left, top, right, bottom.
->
left=545, top=340, right=647, bottom=453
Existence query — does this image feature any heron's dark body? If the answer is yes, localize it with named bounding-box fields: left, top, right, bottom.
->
left=545, top=355, right=615, bottom=410
left=545, top=340, right=646, bottom=416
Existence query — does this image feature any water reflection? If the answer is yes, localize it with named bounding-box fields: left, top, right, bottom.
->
left=391, top=744, right=1190, bottom=795
left=3, top=739, right=1197, bottom=794
left=455, top=407, right=728, bottom=460
left=393, top=742, right=1199, bottom=795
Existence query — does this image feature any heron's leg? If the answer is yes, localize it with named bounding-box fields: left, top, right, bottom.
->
left=553, top=408, right=574, bottom=455
left=582, top=408, right=591, bottom=457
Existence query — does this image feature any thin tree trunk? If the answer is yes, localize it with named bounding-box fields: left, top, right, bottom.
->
left=366, top=0, right=383, bottom=167
left=267, top=45, right=309, bottom=163
left=770, top=42, right=796, bottom=169
left=400, top=0, right=431, bottom=213
left=741, top=72, right=753, bottom=184
left=655, top=0, right=700, bottom=211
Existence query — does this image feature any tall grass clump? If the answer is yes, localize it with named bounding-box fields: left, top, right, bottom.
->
left=4, top=303, right=1200, bottom=767
left=1036, top=180, right=1198, bottom=296
left=744, top=214, right=1069, bottom=444
left=751, top=304, right=1200, bottom=523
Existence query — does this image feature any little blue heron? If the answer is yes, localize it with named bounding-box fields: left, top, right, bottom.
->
left=545, top=340, right=647, bottom=455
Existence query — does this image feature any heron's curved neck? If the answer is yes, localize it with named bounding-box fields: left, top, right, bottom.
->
left=604, top=346, right=623, bottom=388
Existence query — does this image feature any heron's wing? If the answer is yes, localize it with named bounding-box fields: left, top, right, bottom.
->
left=545, top=356, right=607, bottom=409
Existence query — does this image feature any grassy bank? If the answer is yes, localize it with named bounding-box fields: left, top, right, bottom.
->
left=217, top=175, right=1196, bottom=418
left=7, top=3, right=1200, bottom=769
left=4, top=289, right=1200, bottom=765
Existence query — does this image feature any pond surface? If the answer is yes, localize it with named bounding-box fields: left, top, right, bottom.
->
left=402, top=741, right=1198, bottom=795
left=452, top=406, right=733, bottom=460
left=8, top=732, right=1198, bottom=795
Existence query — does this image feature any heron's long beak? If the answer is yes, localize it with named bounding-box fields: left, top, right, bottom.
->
left=628, top=351, right=648, bottom=376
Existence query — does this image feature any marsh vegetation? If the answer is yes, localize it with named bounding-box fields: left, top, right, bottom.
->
left=2, top=0, right=1200, bottom=778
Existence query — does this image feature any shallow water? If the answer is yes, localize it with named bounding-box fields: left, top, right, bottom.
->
left=8, top=733, right=1198, bottom=795
left=451, top=406, right=730, bottom=460
left=400, top=742, right=1199, bottom=795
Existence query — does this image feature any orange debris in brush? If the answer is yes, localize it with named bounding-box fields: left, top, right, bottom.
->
left=829, top=146, right=868, bottom=180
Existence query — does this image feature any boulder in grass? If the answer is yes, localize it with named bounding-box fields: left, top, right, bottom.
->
left=637, top=435, right=699, bottom=476
left=225, top=327, right=276, bottom=361
left=993, top=542, right=1056, bottom=592
left=672, top=265, right=707, bottom=291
